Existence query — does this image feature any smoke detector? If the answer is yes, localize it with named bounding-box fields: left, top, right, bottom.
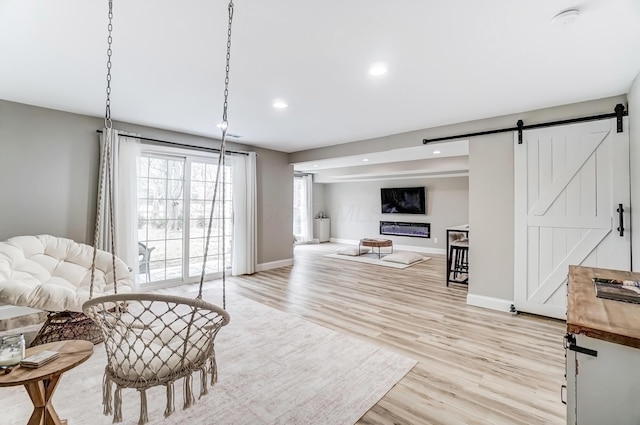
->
left=551, top=8, right=580, bottom=26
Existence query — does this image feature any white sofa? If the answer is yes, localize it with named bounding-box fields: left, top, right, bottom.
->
left=0, top=234, right=134, bottom=312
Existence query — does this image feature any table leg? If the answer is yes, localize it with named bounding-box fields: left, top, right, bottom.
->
left=24, top=374, right=66, bottom=425
left=446, top=230, right=451, bottom=286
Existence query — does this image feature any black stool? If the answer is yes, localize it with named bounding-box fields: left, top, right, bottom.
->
left=447, top=238, right=469, bottom=286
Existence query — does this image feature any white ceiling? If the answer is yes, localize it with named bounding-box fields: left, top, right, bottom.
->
left=1, top=1, right=640, bottom=154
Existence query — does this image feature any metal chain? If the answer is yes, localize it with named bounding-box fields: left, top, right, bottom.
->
left=104, top=0, right=118, bottom=293
left=91, top=0, right=115, bottom=299
left=198, top=0, right=235, bottom=309
left=221, top=1, right=234, bottom=126
left=104, top=0, right=114, bottom=130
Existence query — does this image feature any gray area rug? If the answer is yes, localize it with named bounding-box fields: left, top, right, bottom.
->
left=1, top=290, right=416, bottom=425
left=326, top=252, right=431, bottom=269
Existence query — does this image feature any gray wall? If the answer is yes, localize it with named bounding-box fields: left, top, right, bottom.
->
left=468, top=134, right=513, bottom=300
left=312, top=182, right=326, bottom=218
left=0, top=100, right=101, bottom=242
left=0, top=99, right=293, bottom=266
left=292, top=95, right=627, bottom=302
left=630, top=72, right=640, bottom=272
left=254, top=148, right=293, bottom=264
left=325, top=177, right=468, bottom=250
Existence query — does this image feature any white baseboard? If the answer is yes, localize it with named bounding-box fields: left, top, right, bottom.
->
left=330, top=237, right=355, bottom=244
left=256, top=258, right=294, bottom=272
left=466, top=294, right=514, bottom=313
left=0, top=305, right=42, bottom=321
left=329, top=238, right=446, bottom=255
left=395, top=244, right=446, bottom=256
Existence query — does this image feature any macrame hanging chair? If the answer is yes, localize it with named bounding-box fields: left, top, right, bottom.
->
left=82, top=1, right=234, bottom=423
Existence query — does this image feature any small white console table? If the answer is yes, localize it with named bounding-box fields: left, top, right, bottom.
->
left=314, top=218, right=330, bottom=242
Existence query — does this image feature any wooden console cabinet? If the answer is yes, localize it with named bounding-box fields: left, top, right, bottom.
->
left=566, top=265, right=640, bottom=425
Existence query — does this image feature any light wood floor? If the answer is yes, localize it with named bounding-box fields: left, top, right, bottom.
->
left=227, top=243, right=566, bottom=425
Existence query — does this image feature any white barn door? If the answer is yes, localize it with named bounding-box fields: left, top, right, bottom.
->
left=514, top=118, right=630, bottom=319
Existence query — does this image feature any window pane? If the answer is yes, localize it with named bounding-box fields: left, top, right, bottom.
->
left=168, top=180, right=183, bottom=201
left=149, top=261, right=166, bottom=281
left=205, top=163, right=218, bottom=181
left=191, top=182, right=205, bottom=200
left=137, top=157, right=149, bottom=178
left=137, top=178, right=148, bottom=198
left=148, top=201, right=167, bottom=220
left=190, top=238, right=204, bottom=257
left=149, top=158, right=167, bottom=179
left=168, top=160, right=184, bottom=180
left=166, top=239, right=182, bottom=261
left=190, top=200, right=205, bottom=219
left=191, top=162, right=205, bottom=182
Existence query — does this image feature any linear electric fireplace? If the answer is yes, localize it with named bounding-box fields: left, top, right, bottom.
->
left=379, top=221, right=430, bottom=238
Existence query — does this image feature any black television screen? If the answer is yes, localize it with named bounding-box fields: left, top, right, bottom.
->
left=381, top=187, right=426, bottom=214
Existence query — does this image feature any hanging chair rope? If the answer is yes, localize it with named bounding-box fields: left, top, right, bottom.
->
left=90, top=0, right=116, bottom=299
left=199, top=0, right=234, bottom=308
left=84, top=1, right=234, bottom=423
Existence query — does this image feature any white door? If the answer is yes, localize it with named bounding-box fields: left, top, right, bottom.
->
left=514, top=118, right=630, bottom=319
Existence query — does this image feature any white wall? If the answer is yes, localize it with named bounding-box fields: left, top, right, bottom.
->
left=325, top=177, right=468, bottom=252
left=629, top=71, right=640, bottom=271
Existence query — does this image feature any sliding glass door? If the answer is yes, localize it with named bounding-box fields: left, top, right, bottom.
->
left=137, top=151, right=232, bottom=286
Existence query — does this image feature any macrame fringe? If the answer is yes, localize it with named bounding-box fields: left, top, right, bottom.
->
left=114, top=386, right=123, bottom=423
left=102, top=372, right=113, bottom=415
left=210, top=355, right=218, bottom=385
left=199, top=365, right=208, bottom=398
left=138, top=389, right=149, bottom=425
left=164, top=381, right=175, bottom=417
left=183, top=373, right=195, bottom=409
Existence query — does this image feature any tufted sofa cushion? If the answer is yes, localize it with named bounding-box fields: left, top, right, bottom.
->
left=0, top=235, right=134, bottom=312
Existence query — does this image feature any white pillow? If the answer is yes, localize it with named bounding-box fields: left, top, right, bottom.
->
left=335, top=247, right=370, bottom=256
left=382, top=251, right=423, bottom=264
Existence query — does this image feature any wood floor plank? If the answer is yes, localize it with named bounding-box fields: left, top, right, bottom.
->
left=226, top=244, right=566, bottom=425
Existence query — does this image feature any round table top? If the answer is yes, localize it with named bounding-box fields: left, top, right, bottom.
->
left=0, top=340, right=93, bottom=387
left=360, top=238, right=393, bottom=247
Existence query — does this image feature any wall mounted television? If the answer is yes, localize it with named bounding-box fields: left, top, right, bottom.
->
left=381, top=187, right=426, bottom=214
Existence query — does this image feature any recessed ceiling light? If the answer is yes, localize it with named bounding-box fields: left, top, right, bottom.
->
left=551, top=8, right=580, bottom=26
left=273, top=100, right=288, bottom=109
left=433, top=150, right=441, bottom=154
left=368, top=63, right=388, bottom=76
left=362, top=158, right=369, bottom=162
left=313, top=164, right=318, bottom=168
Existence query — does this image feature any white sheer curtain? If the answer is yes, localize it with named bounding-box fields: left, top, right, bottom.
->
left=97, top=129, right=140, bottom=283
left=231, top=151, right=257, bottom=275
left=301, top=174, right=314, bottom=243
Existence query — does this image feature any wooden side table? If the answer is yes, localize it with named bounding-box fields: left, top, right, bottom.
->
left=0, top=340, right=93, bottom=425
left=359, top=238, right=393, bottom=259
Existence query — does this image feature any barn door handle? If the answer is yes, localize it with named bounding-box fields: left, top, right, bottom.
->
left=617, top=204, right=624, bottom=237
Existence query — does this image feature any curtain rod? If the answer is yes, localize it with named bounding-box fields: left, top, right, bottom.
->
left=96, top=129, right=249, bottom=156
left=422, top=103, right=628, bottom=145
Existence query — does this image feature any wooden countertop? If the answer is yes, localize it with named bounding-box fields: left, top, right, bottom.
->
left=567, top=265, right=640, bottom=349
